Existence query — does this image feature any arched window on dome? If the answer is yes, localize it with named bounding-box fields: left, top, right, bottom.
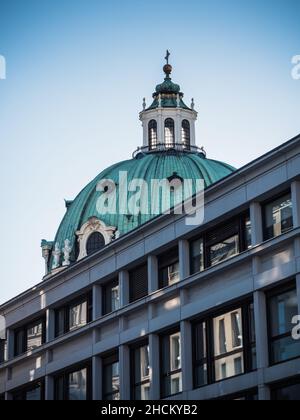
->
left=148, top=120, right=158, bottom=150
left=86, top=232, right=105, bottom=256
left=181, top=120, right=191, bottom=150
left=165, top=118, right=175, bottom=148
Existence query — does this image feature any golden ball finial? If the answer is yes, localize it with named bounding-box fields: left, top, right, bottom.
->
left=163, top=64, right=172, bottom=76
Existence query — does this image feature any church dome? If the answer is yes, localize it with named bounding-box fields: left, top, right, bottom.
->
left=51, top=151, right=234, bottom=264
left=41, top=52, right=236, bottom=275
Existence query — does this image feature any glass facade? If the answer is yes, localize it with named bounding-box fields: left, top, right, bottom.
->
left=103, top=354, right=120, bottom=400
left=14, top=318, right=45, bottom=357
left=193, top=302, right=256, bottom=387
left=55, top=365, right=90, bottom=400
left=190, top=213, right=251, bottom=275
left=132, top=344, right=150, bottom=400
left=103, top=279, right=120, bottom=315
left=268, top=286, right=300, bottom=364
left=272, top=380, right=300, bottom=400
left=161, top=331, right=182, bottom=398
left=264, top=193, right=293, bottom=240
left=12, top=382, right=44, bottom=400
left=158, top=248, right=180, bottom=288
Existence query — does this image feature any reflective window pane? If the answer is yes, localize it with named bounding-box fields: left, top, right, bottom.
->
left=272, top=382, right=300, bottom=400
left=161, top=331, right=182, bottom=397
left=69, top=301, right=87, bottom=331
left=26, top=385, right=42, bottom=401
left=190, top=238, right=204, bottom=274
left=165, top=118, right=175, bottom=148
left=269, top=289, right=298, bottom=337
left=194, top=322, right=208, bottom=387
left=27, top=321, right=43, bottom=352
left=68, top=368, right=87, bottom=401
left=264, top=194, right=293, bottom=240
left=213, top=309, right=244, bottom=381
left=210, top=234, right=239, bottom=266
left=104, top=359, right=120, bottom=400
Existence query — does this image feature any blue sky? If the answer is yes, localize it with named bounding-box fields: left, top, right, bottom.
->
left=0, top=0, right=299, bottom=304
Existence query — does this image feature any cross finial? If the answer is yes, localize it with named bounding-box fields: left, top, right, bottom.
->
left=165, top=50, right=170, bottom=65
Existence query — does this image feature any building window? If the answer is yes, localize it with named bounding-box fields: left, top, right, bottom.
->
left=193, top=301, right=255, bottom=387
left=129, top=264, right=148, bottom=303
left=0, top=394, right=4, bottom=401
left=161, top=330, right=182, bottom=398
left=103, top=279, right=120, bottom=315
left=158, top=247, right=179, bottom=288
left=55, top=293, right=92, bottom=338
left=86, top=232, right=105, bottom=256
left=103, top=353, right=120, bottom=400
left=14, top=318, right=45, bottom=357
left=181, top=120, right=190, bottom=149
left=165, top=118, right=175, bottom=148
left=12, top=381, right=44, bottom=400
left=263, top=192, right=293, bottom=240
left=267, top=285, right=300, bottom=365
left=271, top=378, right=300, bottom=400
left=148, top=120, right=158, bottom=150
left=220, top=389, right=258, bottom=400
left=55, top=363, right=91, bottom=400
left=0, top=339, right=6, bottom=364
left=131, top=343, right=150, bottom=400
left=190, top=213, right=251, bottom=275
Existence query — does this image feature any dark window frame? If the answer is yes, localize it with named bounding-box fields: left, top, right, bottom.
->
left=148, top=119, right=158, bottom=150
left=160, top=327, right=182, bottom=399
left=192, top=300, right=256, bottom=389
left=129, top=264, right=148, bottom=303
left=54, top=361, right=92, bottom=400
left=271, top=376, right=300, bottom=400
left=190, top=212, right=251, bottom=275
left=12, top=380, right=45, bottom=401
left=181, top=119, right=191, bottom=149
left=86, top=232, right=105, bottom=256
left=102, top=352, right=120, bottom=400
left=158, top=247, right=179, bottom=289
left=102, top=278, right=120, bottom=316
left=164, top=118, right=175, bottom=148
left=14, top=317, right=46, bottom=357
left=266, top=281, right=299, bottom=366
left=130, top=340, right=150, bottom=400
left=54, top=292, right=92, bottom=338
left=262, top=190, right=293, bottom=241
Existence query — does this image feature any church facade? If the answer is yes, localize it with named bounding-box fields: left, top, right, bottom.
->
left=0, top=56, right=300, bottom=400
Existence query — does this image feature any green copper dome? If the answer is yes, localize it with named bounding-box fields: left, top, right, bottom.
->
left=51, top=151, right=235, bottom=265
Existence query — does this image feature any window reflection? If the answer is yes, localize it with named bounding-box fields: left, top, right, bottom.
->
left=264, top=193, right=293, bottom=240
left=103, top=355, right=120, bottom=400
left=68, top=368, right=87, bottom=401
left=161, top=331, right=182, bottom=397
left=210, top=234, right=239, bottom=267
left=213, top=309, right=244, bottom=381
left=165, top=118, right=175, bottom=148
left=132, top=344, right=150, bottom=400
left=268, top=287, right=300, bottom=364
left=27, top=321, right=43, bottom=352
left=69, top=301, right=87, bottom=331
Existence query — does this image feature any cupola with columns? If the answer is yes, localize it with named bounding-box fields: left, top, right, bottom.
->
left=140, top=50, right=198, bottom=153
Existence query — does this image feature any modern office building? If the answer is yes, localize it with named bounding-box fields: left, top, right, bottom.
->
left=0, top=58, right=300, bottom=401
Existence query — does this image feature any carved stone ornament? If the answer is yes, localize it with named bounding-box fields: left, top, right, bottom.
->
left=76, top=217, right=116, bottom=261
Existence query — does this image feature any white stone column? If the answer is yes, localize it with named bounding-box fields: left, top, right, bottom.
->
left=7, top=329, right=14, bottom=360
left=157, top=110, right=163, bottom=145
left=92, top=355, right=103, bottom=401
left=119, top=345, right=131, bottom=400
left=45, top=375, right=54, bottom=400
left=250, top=202, right=263, bottom=246
left=46, top=309, right=55, bottom=343
left=291, top=180, right=300, bottom=228
left=93, top=284, right=103, bottom=320
left=149, top=334, right=160, bottom=400
left=179, top=239, right=190, bottom=280
left=180, top=320, right=193, bottom=393
left=119, top=271, right=129, bottom=307
left=148, top=255, right=158, bottom=293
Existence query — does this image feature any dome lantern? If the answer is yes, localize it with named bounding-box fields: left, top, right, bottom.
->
left=140, top=51, right=198, bottom=153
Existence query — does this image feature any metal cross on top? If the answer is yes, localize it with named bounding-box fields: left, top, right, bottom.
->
left=165, top=50, right=170, bottom=64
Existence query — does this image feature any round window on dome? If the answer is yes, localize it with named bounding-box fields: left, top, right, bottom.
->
left=86, top=232, right=105, bottom=256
